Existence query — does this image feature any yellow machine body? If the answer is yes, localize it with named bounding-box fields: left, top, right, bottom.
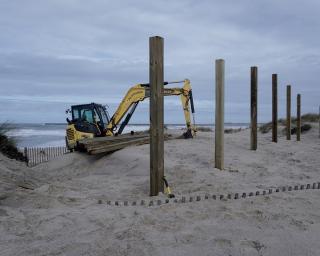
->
left=65, top=124, right=95, bottom=150
left=65, top=79, right=196, bottom=150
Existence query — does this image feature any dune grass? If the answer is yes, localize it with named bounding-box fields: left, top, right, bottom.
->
left=259, top=113, right=318, bottom=134
left=0, top=123, right=26, bottom=162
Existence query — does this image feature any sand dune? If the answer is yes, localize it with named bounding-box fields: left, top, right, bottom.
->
left=0, top=125, right=319, bottom=255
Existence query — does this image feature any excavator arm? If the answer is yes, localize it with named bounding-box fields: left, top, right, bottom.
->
left=105, top=85, right=146, bottom=136
left=105, top=79, right=196, bottom=138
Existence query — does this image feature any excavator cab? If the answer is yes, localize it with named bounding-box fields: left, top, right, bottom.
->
left=65, top=103, right=110, bottom=149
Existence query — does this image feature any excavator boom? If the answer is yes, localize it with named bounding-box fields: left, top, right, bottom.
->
left=106, top=79, right=196, bottom=137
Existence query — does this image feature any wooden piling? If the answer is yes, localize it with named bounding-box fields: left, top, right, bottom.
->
left=149, top=36, right=164, bottom=196
left=215, top=59, right=225, bottom=170
left=286, top=85, right=291, bottom=140
left=250, top=66, right=258, bottom=150
left=272, top=74, right=278, bottom=142
left=297, top=94, right=301, bottom=141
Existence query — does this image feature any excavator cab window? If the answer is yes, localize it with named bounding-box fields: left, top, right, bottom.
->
left=71, top=105, right=101, bottom=135
left=72, top=105, right=94, bottom=123
left=81, top=109, right=94, bottom=123
left=72, top=108, right=80, bottom=120
left=98, top=106, right=109, bottom=125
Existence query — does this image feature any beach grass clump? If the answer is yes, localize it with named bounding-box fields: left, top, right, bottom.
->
left=260, top=113, right=318, bottom=133
left=224, top=128, right=242, bottom=134
left=300, top=113, right=319, bottom=123
left=259, top=122, right=272, bottom=134
left=290, top=113, right=319, bottom=124
left=290, top=123, right=312, bottom=135
left=0, top=123, right=26, bottom=162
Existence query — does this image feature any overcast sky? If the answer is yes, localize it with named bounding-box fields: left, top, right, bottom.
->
left=0, top=0, right=319, bottom=124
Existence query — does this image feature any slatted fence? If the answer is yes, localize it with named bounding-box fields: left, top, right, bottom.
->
left=22, top=147, right=69, bottom=167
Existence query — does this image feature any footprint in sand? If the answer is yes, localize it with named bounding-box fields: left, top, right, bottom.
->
left=290, top=218, right=309, bottom=231
left=213, top=238, right=232, bottom=248
left=240, top=240, right=266, bottom=254
left=0, top=208, right=8, bottom=216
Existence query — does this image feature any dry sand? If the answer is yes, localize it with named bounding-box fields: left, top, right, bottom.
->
left=1, top=125, right=320, bottom=255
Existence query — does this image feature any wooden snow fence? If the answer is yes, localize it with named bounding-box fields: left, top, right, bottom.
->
left=23, top=146, right=69, bottom=167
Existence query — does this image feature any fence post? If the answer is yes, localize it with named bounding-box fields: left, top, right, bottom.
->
left=250, top=66, right=258, bottom=150
left=286, top=85, right=291, bottom=140
left=149, top=36, right=164, bottom=196
left=45, top=148, right=48, bottom=162
left=215, top=59, right=225, bottom=170
left=297, top=94, right=301, bottom=141
left=23, top=147, right=28, bottom=166
left=40, top=148, right=43, bottom=164
left=30, top=148, right=33, bottom=166
left=34, top=148, right=37, bottom=166
left=272, top=74, right=278, bottom=142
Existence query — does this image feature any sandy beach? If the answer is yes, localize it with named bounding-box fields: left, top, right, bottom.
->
left=0, top=124, right=320, bottom=256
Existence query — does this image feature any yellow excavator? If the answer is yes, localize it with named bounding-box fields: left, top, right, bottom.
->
left=65, top=79, right=196, bottom=150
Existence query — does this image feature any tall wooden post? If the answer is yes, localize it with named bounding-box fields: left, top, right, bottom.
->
left=297, top=94, right=301, bottom=141
left=286, top=85, right=291, bottom=140
left=272, top=74, right=278, bottom=142
left=149, top=36, right=164, bottom=196
left=318, top=106, right=320, bottom=138
left=215, top=59, right=225, bottom=170
left=250, top=66, right=258, bottom=150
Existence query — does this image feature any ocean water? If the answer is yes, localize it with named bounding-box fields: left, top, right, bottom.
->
left=6, top=123, right=249, bottom=148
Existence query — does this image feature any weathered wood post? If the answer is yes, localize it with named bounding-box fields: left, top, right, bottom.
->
left=250, top=66, right=258, bottom=150
left=318, top=105, right=320, bottom=138
left=286, top=85, right=291, bottom=140
left=24, top=147, right=28, bottom=166
left=215, top=59, right=225, bottom=170
left=272, top=74, right=278, bottom=142
left=318, top=105, right=320, bottom=139
left=149, top=36, right=164, bottom=196
left=297, top=94, right=301, bottom=141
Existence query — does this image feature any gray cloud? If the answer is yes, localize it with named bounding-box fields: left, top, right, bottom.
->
left=0, top=0, right=319, bottom=124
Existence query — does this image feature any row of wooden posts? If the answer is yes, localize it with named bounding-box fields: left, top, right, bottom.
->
left=213, top=64, right=304, bottom=170
left=250, top=68, right=302, bottom=151
left=148, top=36, right=306, bottom=196
left=213, top=63, right=304, bottom=170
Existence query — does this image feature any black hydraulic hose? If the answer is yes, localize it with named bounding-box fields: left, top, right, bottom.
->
left=140, top=81, right=169, bottom=87
left=118, top=102, right=139, bottom=134
left=189, top=90, right=195, bottom=113
left=163, top=177, right=169, bottom=187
